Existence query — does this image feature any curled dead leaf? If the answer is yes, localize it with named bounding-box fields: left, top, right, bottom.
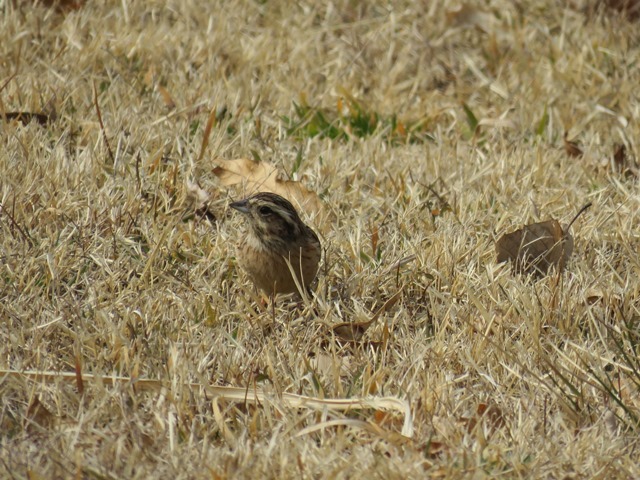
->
left=496, top=219, right=572, bottom=275
left=424, top=440, right=449, bottom=459
left=613, top=143, right=627, bottom=170
left=585, top=289, right=605, bottom=305
left=331, top=289, right=403, bottom=342
left=496, top=203, right=591, bottom=276
left=26, top=396, right=58, bottom=433
left=18, top=0, right=85, bottom=11
left=332, top=321, right=373, bottom=343
left=462, top=402, right=506, bottom=435
left=1, top=112, right=52, bottom=126
left=604, top=0, right=640, bottom=20
left=613, top=143, right=638, bottom=178
left=213, top=158, right=322, bottom=216
left=564, top=132, right=583, bottom=158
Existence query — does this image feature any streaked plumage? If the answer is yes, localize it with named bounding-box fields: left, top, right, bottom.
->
left=230, top=192, right=321, bottom=295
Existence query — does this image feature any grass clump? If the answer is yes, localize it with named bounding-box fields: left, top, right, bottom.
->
left=1, top=0, right=640, bottom=478
left=284, top=97, right=434, bottom=144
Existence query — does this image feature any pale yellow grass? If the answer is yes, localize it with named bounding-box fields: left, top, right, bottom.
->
left=1, top=0, right=639, bottom=478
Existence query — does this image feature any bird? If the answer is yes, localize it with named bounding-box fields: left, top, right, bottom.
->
left=229, top=192, right=321, bottom=296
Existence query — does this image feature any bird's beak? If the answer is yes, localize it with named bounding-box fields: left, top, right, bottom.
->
left=230, top=199, right=250, bottom=213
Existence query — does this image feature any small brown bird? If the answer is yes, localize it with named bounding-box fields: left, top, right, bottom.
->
left=230, top=192, right=321, bottom=295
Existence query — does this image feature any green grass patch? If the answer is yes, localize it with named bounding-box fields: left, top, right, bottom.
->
left=283, top=98, right=434, bottom=144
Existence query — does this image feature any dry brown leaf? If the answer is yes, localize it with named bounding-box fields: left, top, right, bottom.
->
left=585, top=288, right=605, bottom=305
left=613, top=143, right=627, bottom=170
left=604, top=0, right=640, bottom=20
left=564, top=132, right=583, bottom=158
left=26, top=396, right=58, bottom=432
left=213, top=158, right=322, bottom=216
left=496, top=204, right=592, bottom=276
left=18, top=0, right=85, bottom=11
left=1, top=112, right=51, bottom=126
left=332, top=321, right=374, bottom=343
left=460, top=403, right=506, bottom=435
left=612, top=143, right=638, bottom=178
left=194, top=204, right=217, bottom=224
left=372, top=409, right=408, bottom=435
left=475, top=402, right=506, bottom=432
left=424, top=440, right=449, bottom=459
left=496, top=219, right=572, bottom=275
left=332, top=289, right=403, bottom=342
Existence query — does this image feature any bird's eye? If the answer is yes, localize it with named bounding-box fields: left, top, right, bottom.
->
left=258, top=206, right=273, bottom=216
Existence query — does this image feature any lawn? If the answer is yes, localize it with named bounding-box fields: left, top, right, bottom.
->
left=1, top=0, right=639, bottom=478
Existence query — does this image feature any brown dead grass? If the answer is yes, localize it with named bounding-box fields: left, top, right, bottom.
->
left=1, top=0, right=639, bottom=478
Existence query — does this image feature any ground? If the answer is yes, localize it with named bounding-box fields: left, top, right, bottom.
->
left=1, top=1, right=639, bottom=478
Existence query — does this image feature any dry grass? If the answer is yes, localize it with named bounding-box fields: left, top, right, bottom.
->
left=1, top=0, right=640, bottom=478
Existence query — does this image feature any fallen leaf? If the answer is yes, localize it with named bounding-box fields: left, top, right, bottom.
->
left=604, top=0, right=640, bottom=20
left=424, top=440, right=449, bottom=458
left=564, top=132, right=583, bottom=158
left=612, top=143, right=638, bottom=178
left=332, top=289, right=403, bottom=342
left=585, top=289, right=605, bottom=305
left=18, top=0, right=85, bottom=11
left=613, top=143, right=626, bottom=169
left=26, top=396, right=57, bottom=432
left=496, top=203, right=591, bottom=276
left=213, top=158, right=322, bottom=216
left=475, top=403, right=506, bottom=431
left=496, top=219, right=571, bottom=275
left=372, top=409, right=407, bottom=433
left=460, top=402, right=506, bottom=435
left=194, top=204, right=217, bottom=224
left=1, top=112, right=51, bottom=126
left=332, top=323, right=368, bottom=343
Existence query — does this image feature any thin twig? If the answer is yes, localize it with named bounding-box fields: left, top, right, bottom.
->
left=135, top=151, right=142, bottom=190
left=93, top=81, right=115, bottom=164
left=0, top=72, right=17, bottom=95
left=566, top=202, right=593, bottom=231
left=0, top=202, right=33, bottom=247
